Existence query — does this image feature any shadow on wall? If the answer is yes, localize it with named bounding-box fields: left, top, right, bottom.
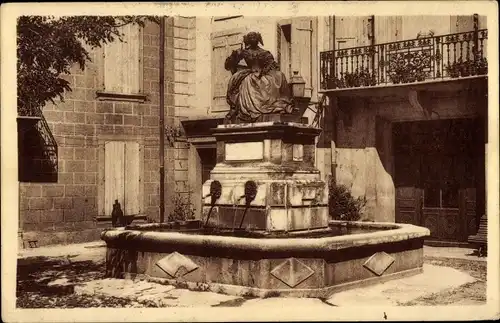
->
left=333, top=96, right=395, bottom=223
left=18, top=121, right=59, bottom=183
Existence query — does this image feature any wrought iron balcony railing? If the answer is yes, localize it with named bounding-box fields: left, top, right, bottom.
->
left=18, top=106, right=58, bottom=182
left=320, top=29, right=488, bottom=91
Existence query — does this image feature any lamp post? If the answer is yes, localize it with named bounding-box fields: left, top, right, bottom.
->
left=290, top=71, right=309, bottom=116
left=290, top=71, right=306, bottom=98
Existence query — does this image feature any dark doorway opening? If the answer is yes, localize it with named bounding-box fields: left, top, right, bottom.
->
left=393, top=117, right=485, bottom=242
left=198, top=148, right=217, bottom=184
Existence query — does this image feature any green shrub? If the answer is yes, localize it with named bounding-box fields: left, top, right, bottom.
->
left=328, top=182, right=366, bottom=221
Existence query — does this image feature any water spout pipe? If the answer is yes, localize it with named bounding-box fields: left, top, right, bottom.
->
left=203, top=181, right=222, bottom=227
left=238, top=181, right=258, bottom=229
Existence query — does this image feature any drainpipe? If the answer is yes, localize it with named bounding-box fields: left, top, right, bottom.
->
left=159, top=16, right=166, bottom=223
left=330, top=15, right=338, bottom=186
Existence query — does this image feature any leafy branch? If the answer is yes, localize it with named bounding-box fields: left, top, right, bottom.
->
left=17, top=15, right=161, bottom=116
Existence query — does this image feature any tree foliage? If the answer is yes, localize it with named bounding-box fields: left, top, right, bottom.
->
left=17, top=15, right=160, bottom=116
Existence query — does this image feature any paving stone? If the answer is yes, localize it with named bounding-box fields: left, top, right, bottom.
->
left=326, top=264, right=476, bottom=306
left=424, top=246, right=487, bottom=262
left=47, top=278, right=71, bottom=286
left=241, top=297, right=330, bottom=308
left=160, top=289, right=240, bottom=307
left=76, top=278, right=181, bottom=306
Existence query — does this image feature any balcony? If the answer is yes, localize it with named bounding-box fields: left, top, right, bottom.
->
left=17, top=106, right=58, bottom=182
left=320, top=29, right=488, bottom=92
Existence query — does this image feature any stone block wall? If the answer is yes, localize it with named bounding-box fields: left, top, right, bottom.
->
left=165, top=17, right=196, bottom=218
left=19, top=17, right=197, bottom=247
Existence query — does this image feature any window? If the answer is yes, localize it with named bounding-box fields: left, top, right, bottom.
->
left=102, top=24, right=142, bottom=94
left=423, top=187, right=459, bottom=208
left=277, top=23, right=292, bottom=80
left=210, top=27, right=247, bottom=112
left=102, top=141, right=141, bottom=216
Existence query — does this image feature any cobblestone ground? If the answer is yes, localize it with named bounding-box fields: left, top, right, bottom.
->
left=16, top=254, right=247, bottom=308
left=400, top=256, right=487, bottom=306
left=16, top=250, right=486, bottom=308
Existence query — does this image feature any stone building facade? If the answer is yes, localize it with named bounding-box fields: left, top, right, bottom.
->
left=18, top=17, right=197, bottom=246
left=18, top=15, right=488, bottom=247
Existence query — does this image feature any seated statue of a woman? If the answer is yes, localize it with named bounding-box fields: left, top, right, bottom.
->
left=224, top=32, right=295, bottom=123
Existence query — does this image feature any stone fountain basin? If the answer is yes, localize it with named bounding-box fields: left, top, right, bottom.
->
left=101, top=221, right=430, bottom=298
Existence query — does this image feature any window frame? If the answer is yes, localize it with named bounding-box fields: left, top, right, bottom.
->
left=96, top=24, right=147, bottom=103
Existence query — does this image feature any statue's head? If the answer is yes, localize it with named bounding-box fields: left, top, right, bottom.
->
left=243, top=32, right=263, bottom=49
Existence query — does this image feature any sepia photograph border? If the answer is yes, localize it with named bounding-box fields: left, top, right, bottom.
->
left=2, top=1, right=499, bottom=321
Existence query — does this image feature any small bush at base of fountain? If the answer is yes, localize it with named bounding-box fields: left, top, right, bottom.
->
left=168, top=193, right=196, bottom=222
left=328, top=182, right=366, bottom=222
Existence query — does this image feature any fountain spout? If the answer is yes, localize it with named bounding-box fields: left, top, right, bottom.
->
left=203, top=180, right=222, bottom=227
left=238, top=180, right=258, bottom=229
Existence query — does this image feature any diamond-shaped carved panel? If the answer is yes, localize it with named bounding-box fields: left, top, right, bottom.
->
left=156, top=252, right=199, bottom=278
left=363, top=252, right=395, bottom=276
left=270, top=258, right=314, bottom=288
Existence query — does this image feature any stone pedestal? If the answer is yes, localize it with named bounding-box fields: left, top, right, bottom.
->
left=202, top=116, right=329, bottom=231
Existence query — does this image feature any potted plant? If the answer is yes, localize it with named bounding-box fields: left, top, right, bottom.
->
left=446, top=61, right=460, bottom=78
left=477, top=57, right=488, bottom=75
left=461, top=60, right=471, bottom=77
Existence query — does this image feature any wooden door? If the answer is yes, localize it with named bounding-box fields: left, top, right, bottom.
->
left=394, top=119, right=480, bottom=242
left=104, top=141, right=125, bottom=216
left=104, top=141, right=141, bottom=216
left=395, top=187, right=422, bottom=226
left=124, top=142, right=141, bottom=216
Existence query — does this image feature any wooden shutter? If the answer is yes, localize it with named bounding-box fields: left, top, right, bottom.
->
left=291, top=17, right=314, bottom=97
left=401, top=17, right=451, bottom=40
left=375, top=17, right=403, bottom=43
left=104, top=141, right=125, bottom=216
left=277, top=21, right=293, bottom=81
left=335, top=16, right=371, bottom=49
left=124, top=142, right=140, bottom=215
left=127, top=24, right=141, bottom=94
left=104, top=24, right=141, bottom=94
left=450, top=16, right=474, bottom=33
left=276, top=23, right=282, bottom=69
left=211, top=27, right=247, bottom=112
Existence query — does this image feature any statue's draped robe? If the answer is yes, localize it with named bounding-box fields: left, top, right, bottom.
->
left=225, top=47, right=294, bottom=122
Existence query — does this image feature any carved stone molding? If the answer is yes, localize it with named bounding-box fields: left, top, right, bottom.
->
left=363, top=252, right=395, bottom=276
left=270, top=258, right=314, bottom=288
left=156, top=252, right=199, bottom=278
